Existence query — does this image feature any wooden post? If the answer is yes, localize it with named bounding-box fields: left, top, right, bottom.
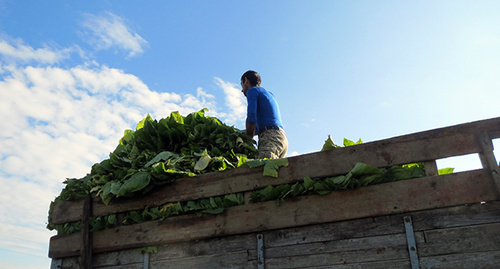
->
left=424, top=160, right=439, bottom=177
left=80, top=196, right=93, bottom=269
left=477, top=131, right=500, bottom=198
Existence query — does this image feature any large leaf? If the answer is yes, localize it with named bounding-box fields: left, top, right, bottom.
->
left=117, top=171, right=151, bottom=197
left=321, top=135, right=338, bottom=151
left=144, top=151, right=179, bottom=167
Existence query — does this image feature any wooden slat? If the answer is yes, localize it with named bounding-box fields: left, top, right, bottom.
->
left=419, top=250, right=500, bottom=269
left=264, top=246, right=410, bottom=269
left=50, top=199, right=84, bottom=224
left=149, top=251, right=255, bottom=269
left=49, top=169, right=499, bottom=258
left=418, top=223, right=500, bottom=257
left=150, top=233, right=256, bottom=261
left=51, top=131, right=484, bottom=224
left=262, top=233, right=411, bottom=259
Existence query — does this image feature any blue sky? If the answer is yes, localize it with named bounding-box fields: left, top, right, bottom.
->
left=1, top=1, right=499, bottom=268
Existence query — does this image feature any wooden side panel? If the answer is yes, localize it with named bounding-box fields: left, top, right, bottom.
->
left=58, top=201, right=500, bottom=268
left=49, top=170, right=499, bottom=258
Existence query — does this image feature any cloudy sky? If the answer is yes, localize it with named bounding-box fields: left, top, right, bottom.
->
left=1, top=1, right=499, bottom=268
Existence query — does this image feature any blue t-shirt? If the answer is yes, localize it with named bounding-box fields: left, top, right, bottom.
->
left=245, top=86, right=283, bottom=135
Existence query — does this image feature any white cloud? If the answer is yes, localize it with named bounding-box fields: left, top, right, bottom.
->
left=0, top=38, right=247, bottom=263
left=0, top=39, right=74, bottom=64
left=80, top=12, right=148, bottom=57
left=214, top=77, right=247, bottom=126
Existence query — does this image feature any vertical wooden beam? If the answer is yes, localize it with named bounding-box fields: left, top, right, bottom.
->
left=478, top=131, right=500, bottom=198
left=80, top=196, right=93, bottom=269
left=424, top=160, right=439, bottom=177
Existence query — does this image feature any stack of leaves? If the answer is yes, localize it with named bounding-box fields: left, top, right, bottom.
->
left=48, top=109, right=257, bottom=231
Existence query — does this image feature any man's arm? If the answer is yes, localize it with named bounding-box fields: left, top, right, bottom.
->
left=245, top=123, right=256, bottom=137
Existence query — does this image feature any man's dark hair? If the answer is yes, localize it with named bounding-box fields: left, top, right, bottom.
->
left=241, top=70, right=261, bottom=86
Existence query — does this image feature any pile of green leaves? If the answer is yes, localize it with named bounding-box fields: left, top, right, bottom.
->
left=48, top=109, right=257, bottom=231
left=54, top=109, right=257, bottom=205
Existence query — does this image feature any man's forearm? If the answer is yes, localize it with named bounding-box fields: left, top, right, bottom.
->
left=245, top=123, right=256, bottom=137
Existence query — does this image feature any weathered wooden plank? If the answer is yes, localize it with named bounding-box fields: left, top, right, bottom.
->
left=151, top=233, right=255, bottom=261
left=60, top=250, right=144, bottom=269
left=149, top=251, right=255, bottom=269
left=288, top=259, right=411, bottom=269
left=411, top=200, right=500, bottom=231
left=94, top=264, right=142, bottom=269
left=259, top=233, right=416, bottom=259
left=50, top=232, right=80, bottom=258
left=92, top=248, right=143, bottom=267
left=50, top=199, right=84, bottom=225
left=418, top=223, right=500, bottom=257
left=51, top=131, right=484, bottom=224
left=264, top=246, right=410, bottom=269
left=49, top=169, right=499, bottom=258
left=60, top=257, right=79, bottom=269
left=419, top=250, right=500, bottom=269
left=262, top=217, right=401, bottom=248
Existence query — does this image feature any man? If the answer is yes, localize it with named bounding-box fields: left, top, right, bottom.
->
left=241, top=70, right=288, bottom=159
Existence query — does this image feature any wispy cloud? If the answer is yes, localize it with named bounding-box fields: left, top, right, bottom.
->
left=0, top=39, right=74, bottom=64
left=80, top=12, right=148, bottom=57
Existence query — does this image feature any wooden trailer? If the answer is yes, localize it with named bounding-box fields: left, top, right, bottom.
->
left=49, top=117, right=500, bottom=269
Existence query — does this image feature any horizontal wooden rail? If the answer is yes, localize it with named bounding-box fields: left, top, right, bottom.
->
left=50, top=116, right=500, bottom=224
left=49, top=169, right=499, bottom=258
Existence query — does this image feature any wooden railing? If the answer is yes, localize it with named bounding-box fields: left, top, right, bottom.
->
left=48, top=117, right=500, bottom=260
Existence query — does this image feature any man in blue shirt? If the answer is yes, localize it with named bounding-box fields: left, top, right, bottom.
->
left=241, top=70, right=288, bottom=159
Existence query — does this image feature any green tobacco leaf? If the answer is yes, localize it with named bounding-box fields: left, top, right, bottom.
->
left=144, top=151, right=179, bottom=167
left=117, top=171, right=151, bottom=197
left=321, top=135, right=338, bottom=151
left=263, top=158, right=289, bottom=177
left=194, top=149, right=211, bottom=171
left=247, top=158, right=289, bottom=177
left=350, top=162, right=382, bottom=177
left=119, top=129, right=135, bottom=145
left=246, top=159, right=266, bottom=168
left=343, top=138, right=363, bottom=147
left=303, top=177, right=315, bottom=191
left=136, top=114, right=154, bottom=130
left=438, top=167, right=454, bottom=175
